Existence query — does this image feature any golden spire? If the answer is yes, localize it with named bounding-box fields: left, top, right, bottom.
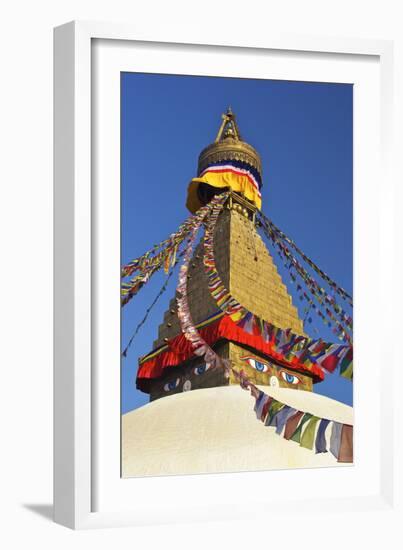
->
left=197, top=108, right=262, bottom=179
left=215, top=107, right=242, bottom=141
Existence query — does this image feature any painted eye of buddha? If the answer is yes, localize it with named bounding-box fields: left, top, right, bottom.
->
left=280, top=370, right=301, bottom=385
left=193, top=363, right=210, bottom=376
left=242, top=357, right=270, bottom=373
left=163, top=378, right=180, bottom=391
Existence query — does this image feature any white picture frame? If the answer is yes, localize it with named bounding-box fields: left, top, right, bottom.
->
left=54, top=20, right=400, bottom=533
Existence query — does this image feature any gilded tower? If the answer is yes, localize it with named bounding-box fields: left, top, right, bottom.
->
left=136, top=109, right=324, bottom=400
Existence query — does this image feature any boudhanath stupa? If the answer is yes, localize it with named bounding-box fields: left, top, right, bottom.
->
left=121, top=108, right=353, bottom=477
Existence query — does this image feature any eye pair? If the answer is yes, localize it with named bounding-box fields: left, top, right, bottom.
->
left=163, top=363, right=210, bottom=391
left=242, top=357, right=301, bottom=385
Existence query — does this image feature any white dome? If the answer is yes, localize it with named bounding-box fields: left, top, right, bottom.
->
left=122, top=385, right=353, bottom=478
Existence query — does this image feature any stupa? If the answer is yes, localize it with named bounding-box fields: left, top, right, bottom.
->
left=136, top=108, right=325, bottom=400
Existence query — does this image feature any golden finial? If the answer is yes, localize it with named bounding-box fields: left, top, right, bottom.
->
left=215, top=107, right=241, bottom=142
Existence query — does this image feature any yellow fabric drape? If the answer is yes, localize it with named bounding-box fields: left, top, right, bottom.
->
left=186, top=170, right=262, bottom=213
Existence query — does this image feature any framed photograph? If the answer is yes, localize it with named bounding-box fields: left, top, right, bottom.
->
left=54, top=21, right=399, bottom=533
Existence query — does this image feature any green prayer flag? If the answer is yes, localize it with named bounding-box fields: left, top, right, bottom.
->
left=340, top=362, right=353, bottom=380
left=300, top=416, right=321, bottom=450
left=290, top=413, right=313, bottom=443
left=340, top=353, right=352, bottom=375
left=265, top=399, right=283, bottom=425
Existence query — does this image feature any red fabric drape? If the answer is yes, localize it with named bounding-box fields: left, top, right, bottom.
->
left=136, top=315, right=324, bottom=390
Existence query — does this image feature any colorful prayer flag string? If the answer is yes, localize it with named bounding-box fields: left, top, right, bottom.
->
left=276, top=245, right=351, bottom=342
left=175, top=192, right=232, bottom=374
left=121, top=249, right=185, bottom=358
left=258, top=213, right=353, bottom=305
left=202, top=197, right=353, bottom=380
left=233, top=369, right=353, bottom=462
left=258, top=217, right=352, bottom=342
left=121, top=196, right=226, bottom=307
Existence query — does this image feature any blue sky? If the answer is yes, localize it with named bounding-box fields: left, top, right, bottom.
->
left=121, top=72, right=353, bottom=414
